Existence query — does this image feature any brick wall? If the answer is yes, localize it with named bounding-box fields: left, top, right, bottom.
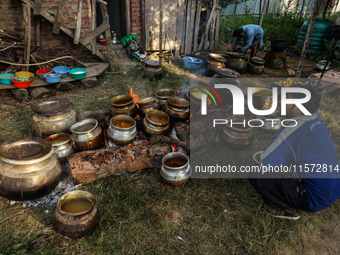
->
left=1, top=0, right=142, bottom=49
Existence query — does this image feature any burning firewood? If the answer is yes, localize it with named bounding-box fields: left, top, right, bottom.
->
left=69, top=144, right=172, bottom=185
left=150, top=135, right=190, bottom=152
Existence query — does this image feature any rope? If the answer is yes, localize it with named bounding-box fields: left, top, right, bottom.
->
left=0, top=56, right=76, bottom=66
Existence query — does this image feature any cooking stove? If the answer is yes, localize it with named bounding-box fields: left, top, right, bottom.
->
left=264, top=51, right=288, bottom=69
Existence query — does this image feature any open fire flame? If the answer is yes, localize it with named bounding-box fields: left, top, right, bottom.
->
left=130, top=88, right=139, bottom=108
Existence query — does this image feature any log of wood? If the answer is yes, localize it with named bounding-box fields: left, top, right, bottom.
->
left=174, top=122, right=190, bottom=142
left=81, top=77, right=98, bottom=88
left=28, top=87, right=56, bottom=99
left=55, top=82, right=76, bottom=91
left=69, top=144, right=172, bottom=184
left=78, top=109, right=110, bottom=128
left=150, top=135, right=189, bottom=151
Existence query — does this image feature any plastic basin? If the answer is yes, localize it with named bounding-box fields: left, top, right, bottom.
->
left=53, top=66, right=70, bottom=78
left=183, top=57, right=203, bottom=70
left=45, top=73, right=61, bottom=83
left=15, top=71, right=34, bottom=78
left=0, top=73, right=15, bottom=85
left=36, top=68, right=52, bottom=79
left=69, top=68, right=87, bottom=80
left=11, top=78, right=31, bottom=88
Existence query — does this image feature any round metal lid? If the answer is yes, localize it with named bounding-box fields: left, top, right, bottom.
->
left=209, top=53, right=227, bottom=62
left=216, top=67, right=241, bottom=78
left=32, top=98, right=73, bottom=115
left=0, top=137, right=53, bottom=164
left=145, top=60, right=161, bottom=67
left=251, top=57, right=265, bottom=65
left=226, top=51, right=246, bottom=58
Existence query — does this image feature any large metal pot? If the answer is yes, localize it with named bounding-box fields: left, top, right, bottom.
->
left=70, top=118, right=103, bottom=151
left=252, top=88, right=273, bottom=111
left=221, top=116, right=254, bottom=149
left=271, top=39, right=286, bottom=53
left=155, top=89, right=176, bottom=111
left=46, top=133, right=74, bottom=163
left=142, top=60, right=162, bottom=80
left=31, top=98, right=78, bottom=138
left=160, top=152, right=190, bottom=186
left=110, top=95, right=137, bottom=117
left=206, top=60, right=226, bottom=74
left=107, top=115, right=137, bottom=145
left=143, top=110, right=170, bottom=136
left=225, top=52, right=248, bottom=74
left=0, top=137, right=63, bottom=200
left=137, top=97, right=159, bottom=117
left=55, top=190, right=100, bottom=238
left=165, top=97, right=190, bottom=121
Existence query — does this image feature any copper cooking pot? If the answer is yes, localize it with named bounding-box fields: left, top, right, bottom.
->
left=31, top=98, right=78, bottom=138
left=165, top=97, right=190, bottom=121
left=142, top=60, right=162, bottom=80
left=70, top=118, right=103, bottom=151
left=55, top=190, right=100, bottom=238
left=143, top=110, right=170, bottom=136
left=110, top=95, right=137, bottom=117
left=0, top=137, right=63, bottom=200
left=155, top=89, right=176, bottom=111
left=137, top=97, right=159, bottom=117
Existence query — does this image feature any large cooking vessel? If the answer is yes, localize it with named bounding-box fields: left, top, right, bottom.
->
left=137, top=97, right=159, bottom=117
left=31, top=98, right=78, bottom=138
left=110, top=95, right=137, bottom=117
left=55, top=190, right=100, bottom=238
left=221, top=116, right=254, bottom=149
left=46, top=133, right=74, bottom=163
left=225, top=52, right=248, bottom=74
left=165, top=97, right=190, bottom=121
left=252, top=88, right=274, bottom=111
left=142, top=60, right=162, bottom=80
left=142, top=110, right=170, bottom=136
left=70, top=118, right=103, bottom=151
left=107, top=115, right=137, bottom=145
left=155, top=89, right=176, bottom=111
left=0, top=137, right=63, bottom=200
left=160, top=152, right=190, bottom=186
left=271, top=39, right=286, bottom=53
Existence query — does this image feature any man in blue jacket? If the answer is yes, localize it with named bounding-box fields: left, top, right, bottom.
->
left=250, top=85, right=340, bottom=220
left=232, top=24, right=264, bottom=57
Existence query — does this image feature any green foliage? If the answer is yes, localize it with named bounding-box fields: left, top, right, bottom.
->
left=219, top=13, right=307, bottom=48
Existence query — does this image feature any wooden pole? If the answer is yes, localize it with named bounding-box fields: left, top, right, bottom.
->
left=22, top=4, right=31, bottom=72
left=193, top=0, right=201, bottom=51
left=53, top=0, right=67, bottom=34
left=159, top=1, right=163, bottom=63
left=198, top=0, right=217, bottom=50
left=295, top=0, right=323, bottom=83
left=74, top=0, right=83, bottom=44
left=91, top=0, right=97, bottom=54
left=100, top=1, right=115, bottom=72
left=35, top=16, right=41, bottom=47
left=259, top=0, right=267, bottom=26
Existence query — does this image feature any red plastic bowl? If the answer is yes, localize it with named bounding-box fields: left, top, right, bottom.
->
left=99, top=38, right=107, bottom=45
left=11, top=78, right=31, bottom=88
left=36, top=68, right=52, bottom=74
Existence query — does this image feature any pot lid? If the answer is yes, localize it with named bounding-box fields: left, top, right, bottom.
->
left=167, top=97, right=190, bottom=108
left=145, top=60, right=161, bottom=67
left=209, top=53, right=227, bottom=62
left=0, top=137, right=52, bottom=164
left=216, top=67, right=241, bottom=78
left=32, top=98, right=73, bottom=115
left=251, top=57, right=265, bottom=65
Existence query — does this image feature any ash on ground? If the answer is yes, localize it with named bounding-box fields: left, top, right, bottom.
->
left=9, top=163, right=81, bottom=208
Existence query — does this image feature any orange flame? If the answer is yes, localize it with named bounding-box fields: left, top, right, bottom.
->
left=172, top=144, right=178, bottom=152
left=130, top=88, right=139, bottom=108
left=135, top=114, right=141, bottom=119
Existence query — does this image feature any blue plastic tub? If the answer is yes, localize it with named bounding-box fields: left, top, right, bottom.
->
left=183, top=57, right=203, bottom=70
left=0, top=73, right=16, bottom=85
left=53, top=66, right=70, bottom=78
left=45, top=73, right=61, bottom=83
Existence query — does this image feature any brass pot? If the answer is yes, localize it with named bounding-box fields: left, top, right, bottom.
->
left=46, top=133, right=74, bottom=163
left=165, top=97, right=190, bottom=121
left=155, top=89, right=176, bottom=111
left=70, top=119, right=103, bottom=151
left=206, top=60, right=226, bottom=74
left=55, top=190, right=100, bottom=238
left=107, top=115, right=137, bottom=145
left=221, top=116, right=254, bottom=149
left=252, top=88, right=273, bottom=111
left=137, top=97, right=159, bottom=117
left=0, top=137, right=63, bottom=200
left=143, top=110, right=170, bottom=136
left=110, top=95, right=137, bottom=117
left=225, top=53, right=248, bottom=74
left=31, top=98, right=78, bottom=138
left=160, top=152, right=190, bottom=186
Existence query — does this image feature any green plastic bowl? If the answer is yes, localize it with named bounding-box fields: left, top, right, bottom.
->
left=69, top=68, right=87, bottom=80
left=0, top=73, right=15, bottom=85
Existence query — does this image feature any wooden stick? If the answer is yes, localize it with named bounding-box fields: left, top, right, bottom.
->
left=35, top=16, right=41, bottom=47
left=91, top=0, right=97, bottom=54
left=53, top=0, right=67, bottom=34
left=150, top=135, right=190, bottom=151
left=100, top=2, right=115, bottom=72
left=193, top=0, right=201, bottom=51
left=198, top=0, right=217, bottom=50
left=22, top=4, right=31, bottom=72
left=74, top=0, right=83, bottom=44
